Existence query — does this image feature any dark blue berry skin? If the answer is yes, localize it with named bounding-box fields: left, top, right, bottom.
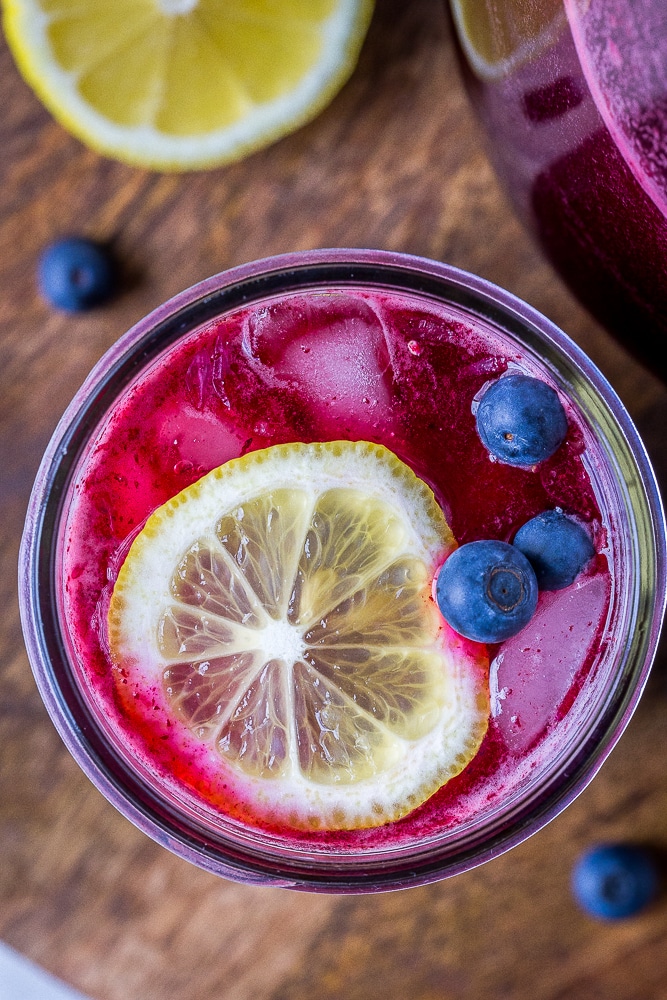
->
left=572, top=845, right=660, bottom=920
left=38, top=237, right=116, bottom=311
left=476, top=373, right=568, bottom=466
left=435, top=539, right=538, bottom=643
left=513, top=509, right=595, bottom=590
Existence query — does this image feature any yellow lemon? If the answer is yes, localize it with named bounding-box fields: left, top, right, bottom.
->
left=2, top=0, right=374, bottom=170
left=108, top=441, right=489, bottom=831
left=450, top=0, right=565, bottom=81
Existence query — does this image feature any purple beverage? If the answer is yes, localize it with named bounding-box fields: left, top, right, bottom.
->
left=19, top=251, right=666, bottom=890
left=449, top=0, right=667, bottom=377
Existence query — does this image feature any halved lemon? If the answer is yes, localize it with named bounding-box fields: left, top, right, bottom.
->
left=2, top=0, right=374, bottom=170
left=108, top=441, right=489, bottom=831
left=450, top=0, right=566, bottom=81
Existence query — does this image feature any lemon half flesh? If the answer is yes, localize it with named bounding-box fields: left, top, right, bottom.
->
left=109, top=441, right=489, bottom=831
left=2, top=0, right=374, bottom=170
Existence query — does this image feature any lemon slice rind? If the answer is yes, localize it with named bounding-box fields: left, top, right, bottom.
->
left=109, top=441, right=489, bottom=830
left=2, top=0, right=374, bottom=170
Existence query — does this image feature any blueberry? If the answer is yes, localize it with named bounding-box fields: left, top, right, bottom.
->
left=435, top=539, right=538, bottom=643
left=38, top=237, right=116, bottom=311
left=476, top=373, right=568, bottom=466
left=513, top=509, right=595, bottom=590
left=572, top=845, right=660, bottom=920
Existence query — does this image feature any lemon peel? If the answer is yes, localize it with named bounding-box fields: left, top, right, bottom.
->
left=2, top=0, right=374, bottom=170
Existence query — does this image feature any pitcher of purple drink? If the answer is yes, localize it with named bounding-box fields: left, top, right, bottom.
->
left=448, top=0, right=667, bottom=378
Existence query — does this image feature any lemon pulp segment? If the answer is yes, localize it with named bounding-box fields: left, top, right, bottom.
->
left=108, top=441, right=489, bottom=830
left=2, top=0, right=375, bottom=169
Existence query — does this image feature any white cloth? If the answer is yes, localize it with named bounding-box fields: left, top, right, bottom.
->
left=0, top=942, right=91, bottom=1000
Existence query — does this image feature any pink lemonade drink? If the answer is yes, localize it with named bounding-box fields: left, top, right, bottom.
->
left=448, top=0, right=667, bottom=379
left=20, top=251, right=666, bottom=891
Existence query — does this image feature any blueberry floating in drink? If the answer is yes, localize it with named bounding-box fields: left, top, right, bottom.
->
left=438, top=371, right=585, bottom=639
left=571, top=844, right=661, bottom=920
left=38, top=237, right=116, bottom=311
left=476, top=372, right=568, bottom=466
left=435, top=539, right=539, bottom=643
left=514, top=509, right=596, bottom=590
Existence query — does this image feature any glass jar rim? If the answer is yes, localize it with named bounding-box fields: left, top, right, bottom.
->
left=19, top=248, right=667, bottom=891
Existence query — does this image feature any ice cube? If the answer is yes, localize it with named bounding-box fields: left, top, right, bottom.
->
left=186, top=337, right=231, bottom=410
left=491, top=572, right=610, bottom=754
left=160, top=403, right=247, bottom=471
left=242, top=294, right=396, bottom=437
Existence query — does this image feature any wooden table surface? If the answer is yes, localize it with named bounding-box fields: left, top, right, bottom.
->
left=2, top=2, right=667, bottom=998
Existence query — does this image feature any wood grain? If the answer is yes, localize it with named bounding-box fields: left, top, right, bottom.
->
left=1, top=1, right=667, bottom=998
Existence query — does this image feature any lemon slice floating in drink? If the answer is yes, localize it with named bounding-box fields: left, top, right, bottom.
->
left=108, top=441, right=489, bottom=831
left=450, top=0, right=566, bottom=81
left=2, top=0, right=374, bottom=170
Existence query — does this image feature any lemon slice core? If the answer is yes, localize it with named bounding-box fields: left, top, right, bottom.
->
left=109, top=441, right=489, bottom=830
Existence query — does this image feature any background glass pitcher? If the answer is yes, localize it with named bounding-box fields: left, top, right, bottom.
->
left=448, top=0, right=667, bottom=379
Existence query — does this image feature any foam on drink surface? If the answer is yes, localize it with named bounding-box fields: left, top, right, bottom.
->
left=62, top=287, right=611, bottom=846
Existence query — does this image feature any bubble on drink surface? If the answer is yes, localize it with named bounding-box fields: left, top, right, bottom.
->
left=242, top=294, right=396, bottom=437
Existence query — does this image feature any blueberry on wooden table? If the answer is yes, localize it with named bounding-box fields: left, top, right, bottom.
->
left=513, top=509, right=595, bottom=590
left=571, top=845, right=660, bottom=920
left=38, top=237, right=116, bottom=311
left=476, top=373, right=568, bottom=466
left=435, top=539, right=538, bottom=643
